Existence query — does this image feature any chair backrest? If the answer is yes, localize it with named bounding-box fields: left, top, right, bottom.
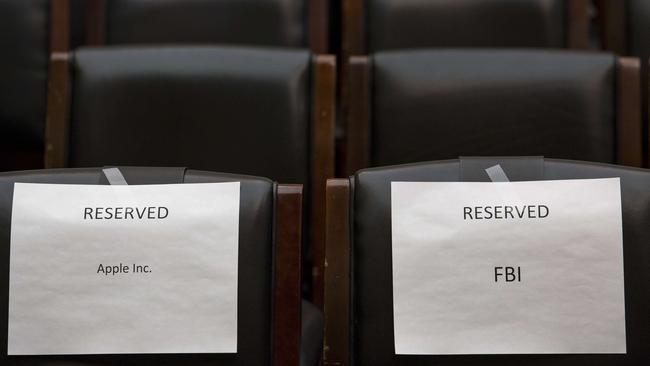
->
left=0, top=167, right=303, bottom=366
left=64, top=47, right=311, bottom=183
left=0, top=0, right=51, bottom=169
left=344, top=50, right=643, bottom=175
left=343, top=0, right=589, bottom=55
left=83, top=0, right=329, bottom=53
left=324, top=158, right=650, bottom=365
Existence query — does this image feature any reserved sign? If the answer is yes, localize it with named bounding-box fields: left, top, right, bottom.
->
left=8, top=182, right=240, bottom=355
left=391, top=178, right=626, bottom=355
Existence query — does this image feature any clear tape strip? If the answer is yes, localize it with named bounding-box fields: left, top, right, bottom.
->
left=102, top=168, right=129, bottom=186
left=485, top=164, right=511, bottom=183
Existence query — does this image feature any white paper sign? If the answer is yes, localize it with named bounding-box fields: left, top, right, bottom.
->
left=391, top=178, right=626, bottom=355
left=8, top=182, right=240, bottom=355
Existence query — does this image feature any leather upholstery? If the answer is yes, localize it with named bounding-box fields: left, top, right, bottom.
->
left=106, top=0, right=306, bottom=47
left=367, top=0, right=566, bottom=51
left=0, top=167, right=275, bottom=364
left=628, top=0, right=650, bottom=56
left=371, top=50, right=617, bottom=167
left=70, top=46, right=311, bottom=184
left=0, top=0, right=49, bottom=150
left=352, top=158, right=650, bottom=365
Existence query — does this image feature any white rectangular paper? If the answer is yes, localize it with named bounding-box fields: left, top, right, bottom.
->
left=8, top=182, right=240, bottom=355
left=391, top=178, right=626, bottom=355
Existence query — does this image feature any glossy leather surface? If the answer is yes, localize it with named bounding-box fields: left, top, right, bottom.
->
left=106, top=0, right=306, bottom=47
left=628, top=0, right=650, bottom=56
left=371, top=50, right=616, bottom=167
left=367, top=0, right=566, bottom=51
left=0, top=0, right=49, bottom=150
left=0, top=167, right=274, bottom=364
left=70, top=46, right=311, bottom=184
left=352, top=158, right=650, bottom=365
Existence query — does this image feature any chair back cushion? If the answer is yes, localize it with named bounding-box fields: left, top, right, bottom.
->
left=371, top=50, right=617, bottom=167
left=0, top=167, right=274, bottom=364
left=71, top=47, right=311, bottom=184
left=352, top=158, right=650, bottom=365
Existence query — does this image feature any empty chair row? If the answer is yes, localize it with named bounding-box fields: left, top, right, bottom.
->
left=1, top=1, right=645, bottom=173
left=4, top=47, right=646, bottom=176
left=69, top=0, right=591, bottom=52
left=76, top=0, right=591, bottom=51
left=13, top=1, right=649, bottom=55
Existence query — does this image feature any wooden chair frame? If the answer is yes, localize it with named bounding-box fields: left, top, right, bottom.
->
left=45, top=0, right=71, bottom=169
left=616, top=57, right=644, bottom=167
left=311, top=55, right=337, bottom=308
left=596, top=0, right=627, bottom=54
left=83, top=0, right=330, bottom=53
left=275, top=184, right=305, bottom=366
left=323, top=179, right=352, bottom=366
left=343, top=55, right=644, bottom=176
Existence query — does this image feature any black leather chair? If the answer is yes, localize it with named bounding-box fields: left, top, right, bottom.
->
left=81, top=0, right=329, bottom=53
left=343, top=0, right=590, bottom=56
left=0, top=0, right=51, bottom=171
left=45, top=45, right=335, bottom=306
left=324, top=157, right=650, bottom=365
left=0, top=166, right=315, bottom=365
left=344, top=50, right=643, bottom=175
